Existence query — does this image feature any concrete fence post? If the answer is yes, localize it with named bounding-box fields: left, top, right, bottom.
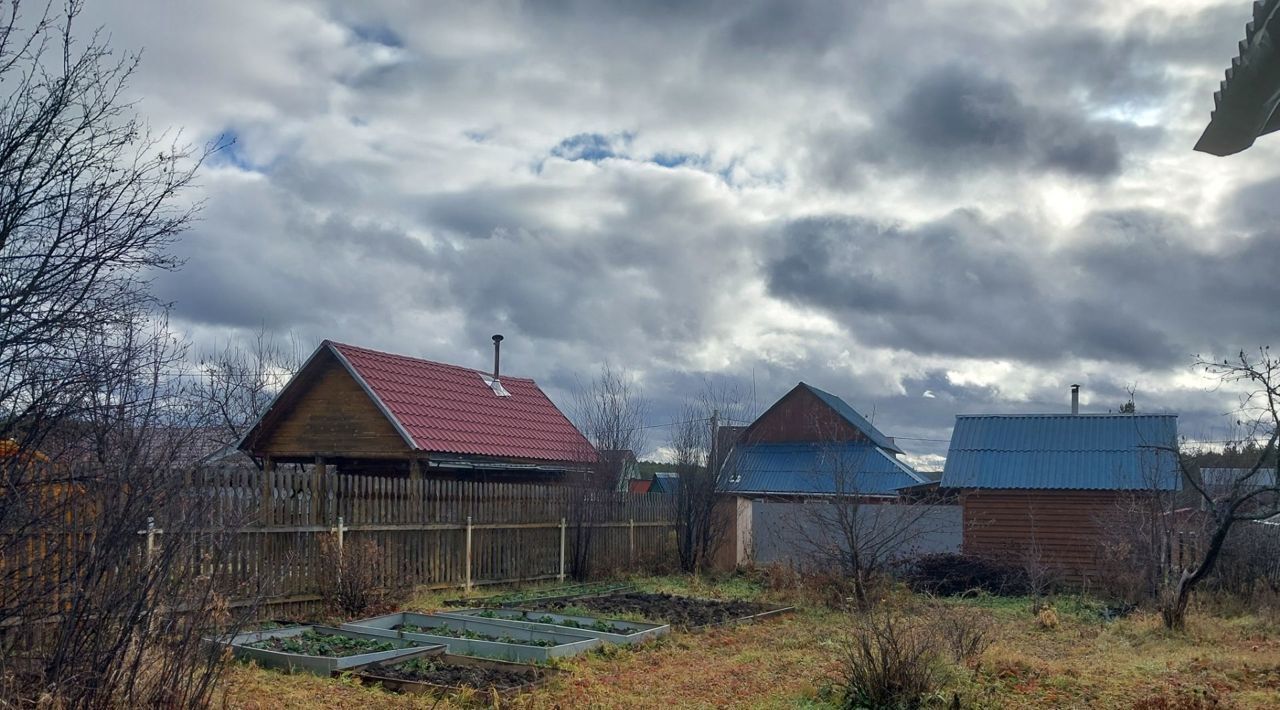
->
left=629, top=518, right=635, bottom=568
left=465, top=515, right=474, bottom=593
left=558, top=517, right=567, bottom=583
left=336, top=516, right=345, bottom=553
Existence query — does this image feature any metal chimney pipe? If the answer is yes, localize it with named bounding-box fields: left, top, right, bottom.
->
left=1070, top=384, right=1080, bottom=415
left=491, top=334, right=504, bottom=380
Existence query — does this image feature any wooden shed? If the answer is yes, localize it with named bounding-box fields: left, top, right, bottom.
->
left=237, top=340, right=597, bottom=482
left=941, top=411, right=1180, bottom=585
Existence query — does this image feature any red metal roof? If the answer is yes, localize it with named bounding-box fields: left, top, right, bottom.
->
left=328, top=341, right=596, bottom=464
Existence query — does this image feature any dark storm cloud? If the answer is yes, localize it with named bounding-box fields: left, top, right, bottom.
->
left=154, top=179, right=440, bottom=330
left=831, top=65, right=1123, bottom=182
left=766, top=208, right=1280, bottom=368
left=1223, top=173, right=1280, bottom=229
left=715, top=0, right=857, bottom=57
left=423, top=170, right=756, bottom=355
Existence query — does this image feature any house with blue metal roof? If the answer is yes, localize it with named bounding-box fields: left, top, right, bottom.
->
left=940, top=401, right=1180, bottom=585
left=718, top=382, right=925, bottom=499
left=709, top=383, right=935, bottom=570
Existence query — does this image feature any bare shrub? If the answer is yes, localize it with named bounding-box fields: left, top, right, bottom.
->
left=1207, top=521, right=1280, bottom=599
left=933, top=606, right=995, bottom=667
left=318, top=537, right=385, bottom=617
left=840, top=610, right=944, bottom=710
left=901, top=553, right=1030, bottom=597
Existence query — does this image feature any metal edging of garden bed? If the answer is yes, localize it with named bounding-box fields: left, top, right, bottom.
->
left=435, top=608, right=671, bottom=645
left=220, top=625, right=445, bottom=676
left=340, top=612, right=601, bottom=662
left=356, top=650, right=563, bottom=698
left=442, top=582, right=636, bottom=608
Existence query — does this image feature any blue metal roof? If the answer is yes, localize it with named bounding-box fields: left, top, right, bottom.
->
left=801, top=383, right=904, bottom=454
left=719, top=442, right=924, bottom=496
left=650, top=471, right=678, bottom=494
left=941, top=414, right=1180, bottom=491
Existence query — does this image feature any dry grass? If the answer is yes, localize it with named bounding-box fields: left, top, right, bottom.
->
left=219, top=576, right=1280, bottom=709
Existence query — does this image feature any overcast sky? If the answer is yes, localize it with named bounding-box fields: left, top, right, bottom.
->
left=86, top=0, right=1279, bottom=466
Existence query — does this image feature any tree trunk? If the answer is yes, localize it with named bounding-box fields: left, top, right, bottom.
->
left=1161, top=510, right=1235, bottom=629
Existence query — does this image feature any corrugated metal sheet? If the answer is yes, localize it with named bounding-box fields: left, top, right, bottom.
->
left=719, top=442, right=923, bottom=496
left=802, top=384, right=904, bottom=454
left=330, top=341, right=597, bottom=464
left=940, top=414, right=1180, bottom=491
left=1201, top=467, right=1278, bottom=489
left=650, top=472, right=678, bottom=494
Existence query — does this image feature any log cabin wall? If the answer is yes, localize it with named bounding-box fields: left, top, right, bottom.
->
left=256, top=351, right=410, bottom=460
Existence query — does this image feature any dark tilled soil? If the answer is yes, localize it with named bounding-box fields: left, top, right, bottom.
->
left=546, top=592, right=776, bottom=629
left=364, top=659, right=538, bottom=691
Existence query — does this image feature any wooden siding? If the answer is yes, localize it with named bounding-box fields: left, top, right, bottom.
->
left=961, top=489, right=1129, bottom=585
left=745, top=387, right=869, bottom=445
left=256, top=352, right=409, bottom=459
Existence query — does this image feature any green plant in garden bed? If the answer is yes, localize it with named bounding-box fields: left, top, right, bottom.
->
left=531, top=615, right=630, bottom=634
left=248, top=631, right=398, bottom=657
left=397, top=624, right=557, bottom=647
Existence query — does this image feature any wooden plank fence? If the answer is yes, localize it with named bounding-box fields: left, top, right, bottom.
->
left=150, top=467, right=679, bottom=616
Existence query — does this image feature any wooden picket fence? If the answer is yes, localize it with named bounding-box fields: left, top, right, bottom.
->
left=152, top=467, right=679, bottom=617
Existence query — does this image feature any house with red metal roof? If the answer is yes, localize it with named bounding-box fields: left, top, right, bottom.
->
left=237, top=338, right=597, bottom=481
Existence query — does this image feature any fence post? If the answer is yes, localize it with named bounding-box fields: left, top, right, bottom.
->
left=261, top=457, right=274, bottom=525
left=558, top=517, right=567, bottom=583
left=336, top=516, right=345, bottom=553
left=465, top=515, right=473, bottom=593
left=145, top=516, right=156, bottom=564
left=629, top=518, right=635, bottom=568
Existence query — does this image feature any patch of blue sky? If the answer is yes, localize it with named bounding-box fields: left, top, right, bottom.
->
left=350, top=23, right=403, bottom=48
left=550, top=131, right=634, bottom=162
left=207, top=128, right=288, bottom=175
left=649, top=152, right=704, bottom=168
left=208, top=129, right=261, bottom=172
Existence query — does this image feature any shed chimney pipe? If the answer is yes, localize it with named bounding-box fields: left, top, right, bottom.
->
left=1070, top=384, right=1080, bottom=415
left=492, top=334, right=504, bottom=380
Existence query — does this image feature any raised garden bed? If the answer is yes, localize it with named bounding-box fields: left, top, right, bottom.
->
left=342, top=612, right=599, bottom=662
left=443, top=582, right=634, bottom=608
left=544, top=592, right=794, bottom=631
left=223, top=625, right=442, bottom=676
left=358, top=648, right=560, bottom=697
left=439, top=608, right=670, bottom=645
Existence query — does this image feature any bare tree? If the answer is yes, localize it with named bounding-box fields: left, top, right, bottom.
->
left=1159, top=348, right=1280, bottom=629
left=779, top=421, right=949, bottom=608
left=564, top=363, right=647, bottom=579
left=2, top=312, right=261, bottom=706
left=0, top=0, right=207, bottom=453
left=572, top=362, right=647, bottom=490
left=196, top=326, right=303, bottom=453
left=671, top=380, right=748, bottom=573
left=0, top=3, right=255, bottom=704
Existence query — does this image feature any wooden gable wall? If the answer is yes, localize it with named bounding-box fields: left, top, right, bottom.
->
left=745, top=386, right=871, bottom=445
left=253, top=350, right=411, bottom=460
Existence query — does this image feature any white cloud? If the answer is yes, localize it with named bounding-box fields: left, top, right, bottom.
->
left=81, top=0, right=1280, bottom=460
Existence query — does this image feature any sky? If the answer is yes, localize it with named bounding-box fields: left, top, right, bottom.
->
left=83, top=0, right=1280, bottom=467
